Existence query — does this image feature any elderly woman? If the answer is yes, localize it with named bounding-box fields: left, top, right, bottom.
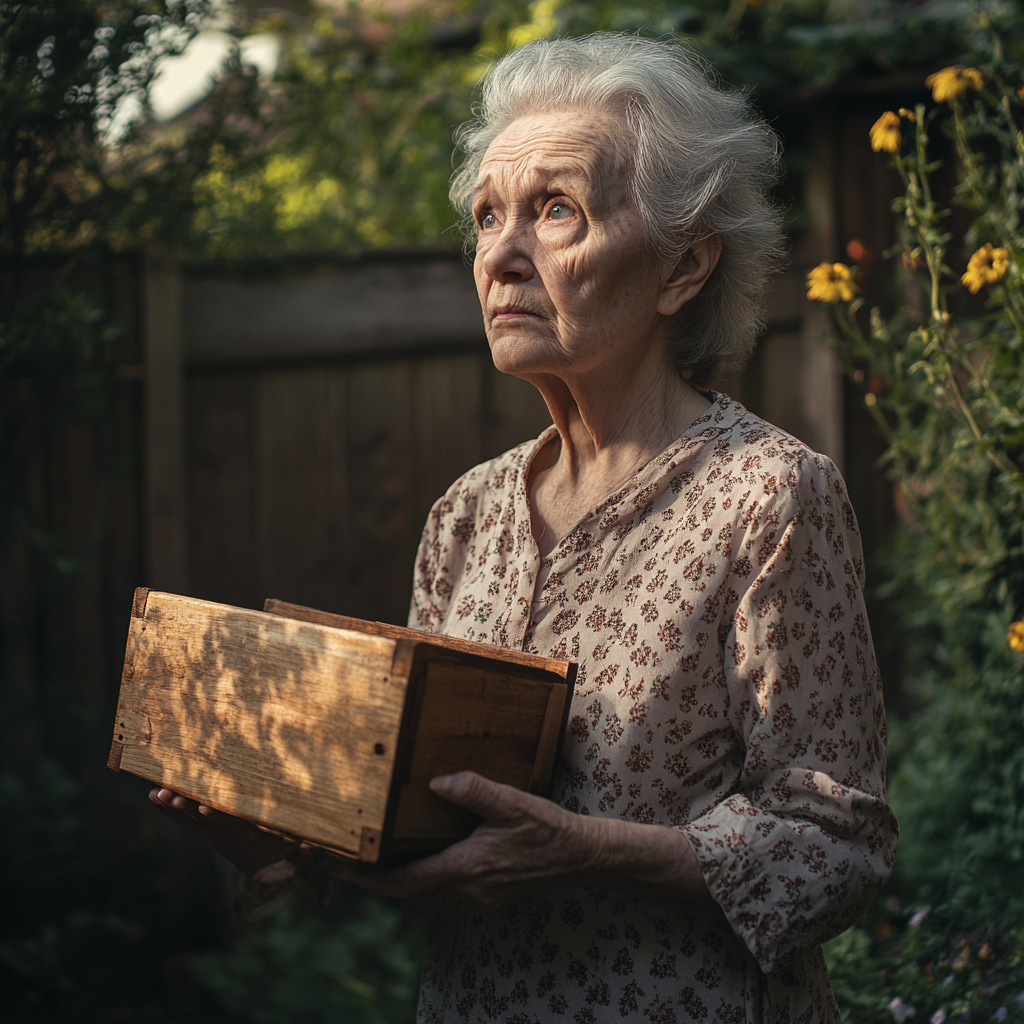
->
left=153, top=33, right=897, bottom=1023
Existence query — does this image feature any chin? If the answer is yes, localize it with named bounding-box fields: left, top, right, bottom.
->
left=487, top=332, right=562, bottom=377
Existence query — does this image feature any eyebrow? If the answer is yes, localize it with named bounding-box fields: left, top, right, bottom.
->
left=472, top=165, right=593, bottom=204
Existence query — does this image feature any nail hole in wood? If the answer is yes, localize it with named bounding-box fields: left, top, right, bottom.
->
left=374, top=743, right=385, bottom=755
left=118, top=734, right=123, bottom=741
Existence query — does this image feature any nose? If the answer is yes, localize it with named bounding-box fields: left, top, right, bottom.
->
left=478, top=222, right=535, bottom=284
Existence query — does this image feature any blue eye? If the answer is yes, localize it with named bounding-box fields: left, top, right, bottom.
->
left=549, top=203, right=573, bottom=220
left=481, top=213, right=496, bottom=229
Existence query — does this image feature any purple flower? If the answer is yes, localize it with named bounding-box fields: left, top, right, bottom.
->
left=890, top=997, right=917, bottom=1022
left=942, top=976, right=955, bottom=988
left=1016, top=992, right=1024, bottom=1007
left=909, top=908, right=930, bottom=927
left=931, top=1009, right=946, bottom=1024
left=992, top=1010, right=1007, bottom=1022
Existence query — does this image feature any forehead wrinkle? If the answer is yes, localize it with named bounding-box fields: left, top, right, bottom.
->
left=476, top=149, right=627, bottom=219
left=477, top=111, right=629, bottom=204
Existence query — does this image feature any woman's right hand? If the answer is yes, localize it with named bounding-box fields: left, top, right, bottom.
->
left=148, top=788, right=309, bottom=873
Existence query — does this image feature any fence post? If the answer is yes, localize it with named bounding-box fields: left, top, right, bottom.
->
left=143, top=245, right=188, bottom=594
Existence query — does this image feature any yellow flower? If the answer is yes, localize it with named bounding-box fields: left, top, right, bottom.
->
left=807, top=262, right=860, bottom=303
left=1009, top=621, right=1024, bottom=656
left=870, top=111, right=902, bottom=153
left=925, top=66, right=985, bottom=102
left=961, top=243, right=1009, bottom=294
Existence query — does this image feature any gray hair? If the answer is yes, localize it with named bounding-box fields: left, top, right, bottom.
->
left=450, top=33, right=786, bottom=387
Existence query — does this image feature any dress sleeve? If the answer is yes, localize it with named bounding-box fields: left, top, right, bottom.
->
left=407, top=461, right=485, bottom=633
left=679, top=453, right=899, bottom=974
left=407, top=492, right=448, bottom=632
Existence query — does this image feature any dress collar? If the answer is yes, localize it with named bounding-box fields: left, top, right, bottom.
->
left=513, top=391, right=747, bottom=566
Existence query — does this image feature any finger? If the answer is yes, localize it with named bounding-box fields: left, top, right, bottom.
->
left=149, top=789, right=235, bottom=834
left=156, top=791, right=213, bottom=828
left=148, top=791, right=206, bottom=829
left=151, top=787, right=201, bottom=815
left=428, top=771, right=529, bottom=820
left=170, top=793, right=203, bottom=814
left=152, top=788, right=238, bottom=828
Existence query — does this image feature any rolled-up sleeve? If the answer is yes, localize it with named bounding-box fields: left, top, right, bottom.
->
left=680, top=455, right=899, bottom=974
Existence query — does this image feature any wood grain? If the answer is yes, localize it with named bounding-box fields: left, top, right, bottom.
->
left=265, top=598, right=577, bottom=848
left=527, top=683, right=570, bottom=794
left=112, top=591, right=407, bottom=859
left=263, top=598, right=575, bottom=681
left=389, top=660, right=558, bottom=841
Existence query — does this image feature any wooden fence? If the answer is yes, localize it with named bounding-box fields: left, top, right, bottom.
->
left=1, top=100, right=907, bottom=764
left=167, top=251, right=836, bottom=630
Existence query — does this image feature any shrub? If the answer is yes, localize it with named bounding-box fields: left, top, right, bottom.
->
left=810, top=7, right=1024, bottom=1020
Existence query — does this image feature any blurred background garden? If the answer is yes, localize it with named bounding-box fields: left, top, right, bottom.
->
left=1, top=0, right=1022, bottom=1021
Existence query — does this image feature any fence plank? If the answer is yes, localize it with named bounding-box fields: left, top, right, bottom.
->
left=484, top=366, right=552, bottom=460
left=187, top=374, right=259, bottom=609
left=183, top=258, right=483, bottom=364
left=144, top=246, right=188, bottom=593
left=412, top=353, right=485, bottom=527
left=346, top=361, right=417, bottom=625
left=255, top=369, right=343, bottom=614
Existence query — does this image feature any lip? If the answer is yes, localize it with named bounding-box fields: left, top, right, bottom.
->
left=490, top=303, right=540, bottom=321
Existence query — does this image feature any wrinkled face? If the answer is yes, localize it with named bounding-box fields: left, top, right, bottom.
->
left=472, top=108, right=673, bottom=380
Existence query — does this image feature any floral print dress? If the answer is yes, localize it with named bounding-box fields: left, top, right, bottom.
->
left=407, top=393, right=898, bottom=1024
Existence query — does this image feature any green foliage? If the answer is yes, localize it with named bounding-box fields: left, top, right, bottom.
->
left=0, top=274, right=127, bottom=565
left=193, top=900, right=424, bottom=1024
left=813, top=6, right=1024, bottom=1019
left=489, top=0, right=979, bottom=93
left=0, top=726, right=423, bottom=1023
left=0, top=0, right=235, bottom=255
left=189, top=3, right=474, bottom=256
left=827, top=916, right=1024, bottom=1024
left=0, top=753, right=221, bottom=1023
left=182, top=0, right=1004, bottom=258
left=4, top=0, right=1019, bottom=258
left=0, top=0, right=260, bottom=562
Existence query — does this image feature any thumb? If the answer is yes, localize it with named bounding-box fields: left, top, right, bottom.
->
left=428, top=771, right=525, bottom=820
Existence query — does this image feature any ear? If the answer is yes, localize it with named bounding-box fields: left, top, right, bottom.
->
left=657, top=234, right=723, bottom=316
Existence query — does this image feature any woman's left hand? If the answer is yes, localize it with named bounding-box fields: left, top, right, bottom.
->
left=333, top=772, right=604, bottom=907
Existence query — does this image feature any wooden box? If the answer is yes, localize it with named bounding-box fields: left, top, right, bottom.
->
left=107, top=589, right=575, bottom=862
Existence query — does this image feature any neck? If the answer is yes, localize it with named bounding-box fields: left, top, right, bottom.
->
left=523, top=345, right=710, bottom=483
